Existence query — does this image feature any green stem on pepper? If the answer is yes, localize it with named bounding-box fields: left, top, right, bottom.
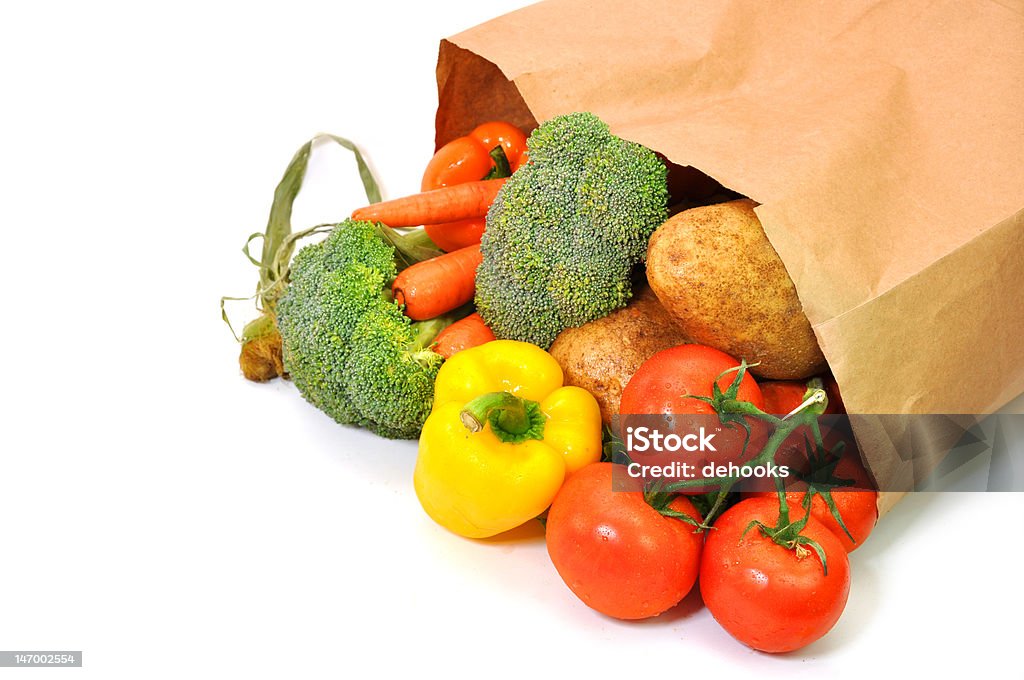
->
left=460, top=391, right=546, bottom=444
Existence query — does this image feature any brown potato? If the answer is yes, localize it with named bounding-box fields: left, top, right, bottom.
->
left=549, top=285, right=688, bottom=424
left=646, top=199, right=827, bottom=380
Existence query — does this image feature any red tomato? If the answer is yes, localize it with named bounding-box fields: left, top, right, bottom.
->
left=747, top=451, right=878, bottom=553
left=620, top=345, right=765, bottom=415
left=424, top=218, right=486, bottom=253
left=761, top=381, right=809, bottom=416
left=421, top=136, right=493, bottom=191
left=421, top=138, right=492, bottom=251
left=423, top=122, right=528, bottom=191
left=745, top=379, right=842, bottom=492
left=700, top=496, right=851, bottom=653
left=619, top=345, right=767, bottom=489
left=422, top=122, right=527, bottom=251
left=469, top=121, right=528, bottom=171
left=742, top=377, right=873, bottom=550
left=760, top=379, right=843, bottom=416
left=545, top=463, right=704, bottom=620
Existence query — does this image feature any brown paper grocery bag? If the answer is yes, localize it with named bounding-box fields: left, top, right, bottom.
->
left=435, top=0, right=1024, bottom=514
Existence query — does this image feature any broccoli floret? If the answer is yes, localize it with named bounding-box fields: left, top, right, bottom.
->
left=343, top=305, right=445, bottom=439
left=475, top=112, right=668, bottom=349
left=276, top=220, right=446, bottom=439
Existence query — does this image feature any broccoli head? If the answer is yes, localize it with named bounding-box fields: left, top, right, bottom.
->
left=475, top=112, right=668, bottom=349
left=276, top=220, right=447, bottom=439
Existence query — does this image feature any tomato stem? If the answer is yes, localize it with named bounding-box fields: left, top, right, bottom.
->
left=645, top=359, right=841, bottom=573
left=678, top=360, right=839, bottom=571
left=663, top=373, right=829, bottom=523
left=481, top=145, right=512, bottom=181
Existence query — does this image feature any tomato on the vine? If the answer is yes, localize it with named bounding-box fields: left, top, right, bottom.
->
left=742, top=378, right=841, bottom=491
left=744, top=377, right=876, bottom=552
left=545, top=462, right=704, bottom=620
left=747, top=450, right=878, bottom=553
left=620, top=344, right=765, bottom=415
left=760, top=380, right=828, bottom=416
left=619, top=345, right=767, bottom=489
left=700, top=496, right=851, bottom=653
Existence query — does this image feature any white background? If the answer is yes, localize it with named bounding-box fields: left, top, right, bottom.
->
left=2, top=1, right=1022, bottom=678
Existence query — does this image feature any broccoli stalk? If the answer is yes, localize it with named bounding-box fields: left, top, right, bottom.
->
left=475, top=112, right=668, bottom=349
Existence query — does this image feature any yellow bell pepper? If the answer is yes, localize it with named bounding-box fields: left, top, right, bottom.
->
left=414, top=340, right=602, bottom=538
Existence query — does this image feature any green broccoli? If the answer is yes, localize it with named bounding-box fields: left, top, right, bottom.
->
left=276, top=220, right=449, bottom=439
left=475, top=112, right=668, bottom=348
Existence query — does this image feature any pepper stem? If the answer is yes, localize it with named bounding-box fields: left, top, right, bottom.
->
left=460, top=391, right=546, bottom=444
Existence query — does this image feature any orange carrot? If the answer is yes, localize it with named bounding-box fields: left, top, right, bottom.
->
left=351, top=179, right=506, bottom=227
left=432, top=313, right=496, bottom=359
left=392, top=244, right=483, bottom=321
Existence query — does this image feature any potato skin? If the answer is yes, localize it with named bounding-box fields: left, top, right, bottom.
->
left=549, top=285, right=688, bottom=424
left=646, top=199, right=826, bottom=380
